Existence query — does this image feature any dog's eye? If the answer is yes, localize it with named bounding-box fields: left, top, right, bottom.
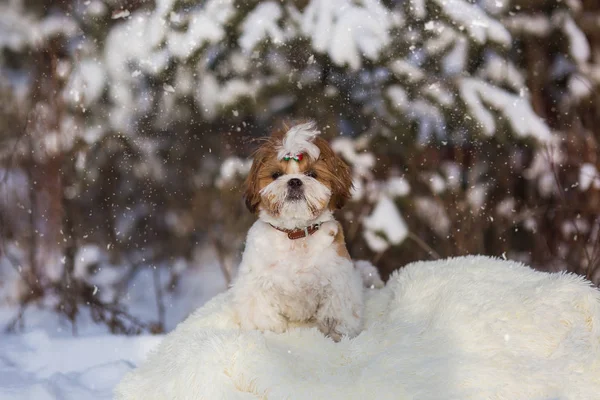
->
left=305, top=170, right=317, bottom=179
left=271, top=172, right=283, bottom=180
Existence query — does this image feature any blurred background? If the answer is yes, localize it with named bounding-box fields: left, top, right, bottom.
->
left=0, top=0, right=599, bottom=335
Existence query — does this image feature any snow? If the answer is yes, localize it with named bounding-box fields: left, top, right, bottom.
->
left=480, top=53, right=525, bottom=91
left=301, top=0, right=393, bottom=70
left=103, top=0, right=236, bottom=130
left=467, top=184, right=487, bottom=212
left=0, top=167, right=29, bottom=219
left=459, top=78, right=552, bottom=142
left=65, top=60, right=106, bottom=106
left=104, top=13, right=161, bottom=131
left=196, top=76, right=257, bottom=119
left=408, top=0, right=427, bottom=19
left=563, top=15, right=590, bottom=64
left=414, top=196, right=451, bottom=236
left=216, top=157, right=252, bottom=188
left=111, top=9, right=131, bottom=20
left=163, top=83, right=175, bottom=93
left=74, top=244, right=104, bottom=279
left=35, top=15, right=79, bottom=46
left=424, top=24, right=455, bottom=54
left=432, top=0, right=511, bottom=46
left=331, top=137, right=375, bottom=179
left=386, top=85, right=408, bottom=108
left=32, top=108, right=80, bottom=159
left=585, top=64, right=600, bottom=85
left=565, top=0, right=583, bottom=12
left=85, top=1, right=108, bottom=17
left=330, top=136, right=378, bottom=202
left=386, top=176, right=411, bottom=197
left=239, top=2, right=284, bottom=52
left=0, top=5, right=33, bottom=51
left=568, top=75, right=592, bottom=100
left=522, top=138, right=564, bottom=198
left=362, top=195, right=408, bottom=252
left=0, top=5, right=78, bottom=51
left=413, top=100, right=446, bottom=142
left=387, top=89, right=446, bottom=143
left=0, top=248, right=228, bottom=398
left=1, top=246, right=228, bottom=332
left=166, top=8, right=228, bottom=60
left=496, top=197, right=516, bottom=217
left=426, top=173, right=446, bottom=194
left=441, top=162, right=461, bottom=190
left=524, top=144, right=563, bottom=198
left=424, top=82, right=454, bottom=106
left=389, top=60, right=425, bottom=83
left=579, top=163, right=600, bottom=191
left=502, top=15, right=551, bottom=37
left=480, top=0, right=509, bottom=15
left=0, top=330, right=161, bottom=400
left=561, top=218, right=590, bottom=237
left=443, top=36, right=468, bottom=75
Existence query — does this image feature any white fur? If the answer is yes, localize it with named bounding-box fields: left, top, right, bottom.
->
left=276, top=122, right=321, bottom=160
left=354, top=259, right=385, bottom=289
left=231, top=218, right=364, bottom=340
left=116, top=256, right=600, bottom=400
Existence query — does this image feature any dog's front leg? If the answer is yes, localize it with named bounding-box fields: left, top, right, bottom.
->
left=234, top=286, right=289, bottom=334
left=315, top=260, right=364, bottom=342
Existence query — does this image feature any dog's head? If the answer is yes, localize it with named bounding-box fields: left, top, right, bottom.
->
left=244, top=122, right=352, bottom=224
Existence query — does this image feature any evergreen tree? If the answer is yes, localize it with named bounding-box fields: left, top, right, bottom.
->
left=1, top=0, right=599, bottom=331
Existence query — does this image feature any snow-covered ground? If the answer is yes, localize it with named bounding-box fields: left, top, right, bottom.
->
left=0, top=330, right=161, bottom=400
left=0, top=259, right=227, bottom=400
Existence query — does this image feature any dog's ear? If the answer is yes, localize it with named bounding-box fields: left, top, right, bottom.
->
left=329, top=152, right=353, bottom=209
left=314, top=137, right=353, bottom=210
left=244, top=124, right=290, bottom=213
left=243, top=148, right=265, bottom=213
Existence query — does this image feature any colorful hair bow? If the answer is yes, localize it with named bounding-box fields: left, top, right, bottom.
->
left=283, top=153, right=303, bottom=162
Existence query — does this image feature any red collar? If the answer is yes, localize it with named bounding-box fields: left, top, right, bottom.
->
left=269, top=223, right=322, bottom=240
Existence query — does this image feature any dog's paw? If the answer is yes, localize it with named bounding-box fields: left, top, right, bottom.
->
left=237, top=305, right=289, bottom=334
left=241, top=316, right=288, bottom=334
left=257, top=314, right=288, bottom=333
left=320, top=221, right=339, bottom=238
left=307, top=221, right=338, bottom=249
left=317, top=317, right=342, bottom=342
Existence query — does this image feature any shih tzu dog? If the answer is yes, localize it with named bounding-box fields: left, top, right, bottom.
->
left=231, top=121, right=383, bottom=342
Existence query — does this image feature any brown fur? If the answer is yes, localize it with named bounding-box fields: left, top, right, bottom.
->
left=333, top=221, right=351, bottom=260
left=311, top=137, right=353, bottom=210
left=243, top=124, right=354, bottom=214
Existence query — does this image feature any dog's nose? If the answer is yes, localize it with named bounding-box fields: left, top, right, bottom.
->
left=287, top=178, right=303, bottom=188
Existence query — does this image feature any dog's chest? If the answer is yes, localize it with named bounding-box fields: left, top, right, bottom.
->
left=271, top=240, right=324, bottom=271
left=252, top=231, right=335, bottom=280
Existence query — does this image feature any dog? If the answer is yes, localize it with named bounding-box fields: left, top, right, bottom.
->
left=231, top=121, right=382, bottom=342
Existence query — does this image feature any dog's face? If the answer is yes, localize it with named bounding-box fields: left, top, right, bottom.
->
left=244, top=122, right=353, bottom=223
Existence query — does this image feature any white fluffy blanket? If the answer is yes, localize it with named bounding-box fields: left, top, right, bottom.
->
left=116, top=256, right=600, bottom=400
